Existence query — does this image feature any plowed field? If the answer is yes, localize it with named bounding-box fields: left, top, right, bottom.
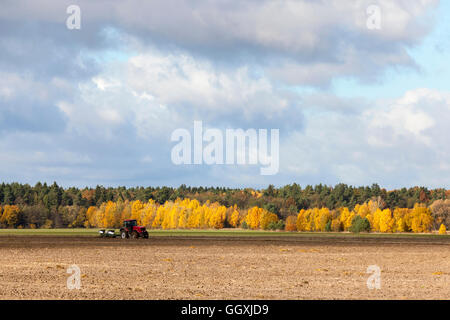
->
left=0, top=235, right=449, bottom=299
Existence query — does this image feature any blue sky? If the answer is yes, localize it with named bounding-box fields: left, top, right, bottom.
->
left=0, top=0, right=449, bottom=189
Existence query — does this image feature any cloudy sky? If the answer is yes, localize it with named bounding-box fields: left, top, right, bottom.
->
left=0, top=0, right=449, bottom=189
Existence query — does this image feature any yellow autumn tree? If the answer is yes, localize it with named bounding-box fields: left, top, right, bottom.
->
left=141, top=200, right=157, bottom=227
left=331, top=218, right=342, bottom=232
left=355, top=203, right=370, bottom=218
left=84, top=206, right=97, bottom=228
left=370, top=209, right=383, bottom=232
left=339, top=207, right=354, bottom=231
left=103, top=201, right=120, bottom=228
left=178, top=207, right=188, bottom=229
left=285, top=216, right=297, bottom=231
left=161, top=205, right=178, bottom=229
left=296, top=209, right=307, bottom=231
left=315, top=208, right=331, bottom=232
left=259, top=210, right=278, bottom=230
left=0, top=205, right=19, bottom=228
left=379, top=209, right=394, bottom=233
left=131, top=200, right=144, bottom=222
left=393, top=208, right=409, bottom=232
left=245, top=207, right=262, bottom=230
left=229, top=206, right=240, bottom=228
left=152, top=205, right=165, bottom=229
left=410, top=204, right=433, bottom=233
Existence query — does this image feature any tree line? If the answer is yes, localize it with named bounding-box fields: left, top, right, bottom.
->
left=0, top=182, right=448, bottom=229
left=1, top=198, right=447, bottom=234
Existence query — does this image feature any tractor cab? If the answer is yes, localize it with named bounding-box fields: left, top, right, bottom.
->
left=123, top=219, right=137, bottom=230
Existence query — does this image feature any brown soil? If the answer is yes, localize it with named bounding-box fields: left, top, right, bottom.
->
left=0, top=235, right=449, bottom=299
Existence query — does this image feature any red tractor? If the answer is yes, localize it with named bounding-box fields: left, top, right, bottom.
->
left=120, top=219, right=149, bottom=239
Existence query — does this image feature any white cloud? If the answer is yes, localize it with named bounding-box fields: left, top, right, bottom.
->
left=92, top=76, right=121, bottom=91
left=0, top=72, right=51, bottom=102
left=0, top=0, right=438, bottom=87
left=283, top=88, right=450, bottom=188
left=54, top=47, right=298, bottom=140
left=366, top=88, right=445, bottom=146
left=125, top=50, right=290, bottom=117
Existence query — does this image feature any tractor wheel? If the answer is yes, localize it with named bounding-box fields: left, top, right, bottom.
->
left=121, top=231, right=128, bottom=239
left=143, top=232, right=149, bottom=239
left=131, top=231, right=139, bottom=239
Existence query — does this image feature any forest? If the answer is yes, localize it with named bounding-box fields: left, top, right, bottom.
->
left=0, top=182, right=448, bottom=232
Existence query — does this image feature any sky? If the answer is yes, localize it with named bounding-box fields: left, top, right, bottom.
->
left=0, top=0, right=449, bottom=189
